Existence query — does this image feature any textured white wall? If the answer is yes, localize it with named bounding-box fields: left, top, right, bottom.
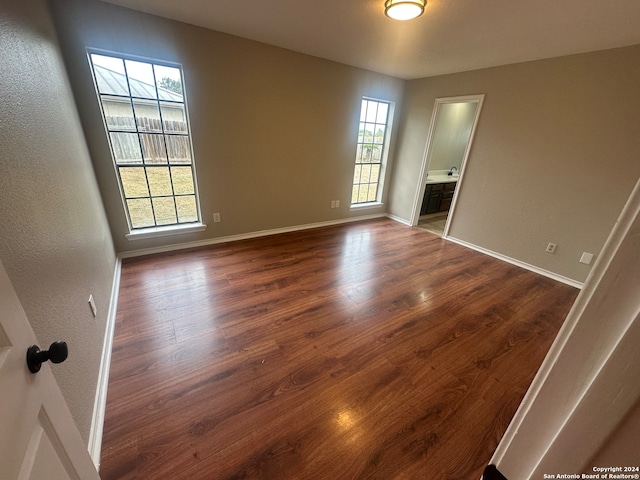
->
left=0, top=0, right=116, bottom=443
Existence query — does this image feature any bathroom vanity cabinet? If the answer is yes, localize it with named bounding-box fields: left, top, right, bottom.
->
left=421, top=181, right=456, bottom=215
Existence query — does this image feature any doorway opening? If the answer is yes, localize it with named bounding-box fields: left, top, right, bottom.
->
left=412, top=95, right=484, bottom=237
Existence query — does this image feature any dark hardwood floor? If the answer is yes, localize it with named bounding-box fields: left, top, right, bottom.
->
left=100, top=219, right=578, bottom=479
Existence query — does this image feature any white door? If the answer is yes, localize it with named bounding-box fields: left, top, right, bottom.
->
left=0, top=261, right=99, bottom=480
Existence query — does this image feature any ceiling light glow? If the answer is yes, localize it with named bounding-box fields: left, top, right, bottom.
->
left=384, top=0, right=426, bottom=21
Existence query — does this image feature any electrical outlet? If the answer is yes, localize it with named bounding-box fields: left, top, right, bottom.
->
left=213, top=212, right=221, bottom=223
left=546, top=243, right=557, bottom=254
left=579, top=252, right=594, bottom=265
left=88, top=294, right=97, bottom=317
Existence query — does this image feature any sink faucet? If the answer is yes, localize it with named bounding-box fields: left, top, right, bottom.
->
left=448, top=166, right=459, bottom=176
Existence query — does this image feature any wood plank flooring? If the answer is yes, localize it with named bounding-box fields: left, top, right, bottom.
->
left=100, top=219, right=578, bottom=480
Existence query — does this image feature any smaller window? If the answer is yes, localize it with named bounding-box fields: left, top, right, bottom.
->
left=351, top=98, right=391, bottom=205
left=88, top=51, right=202, bottom=232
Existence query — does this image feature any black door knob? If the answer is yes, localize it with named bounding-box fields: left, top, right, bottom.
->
left=26, top=341, right=68, bottom=373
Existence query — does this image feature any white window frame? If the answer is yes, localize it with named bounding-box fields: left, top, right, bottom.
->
left=351, top=97, right=394, bottom=208
left=87, top=49, right=205, bottom=240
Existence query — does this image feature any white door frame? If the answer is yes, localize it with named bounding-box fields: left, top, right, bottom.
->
left=409, top=94, right=485, bottom=234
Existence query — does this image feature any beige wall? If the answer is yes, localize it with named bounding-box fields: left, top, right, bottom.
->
left=389, top=45, right=640, bottom=283
left=427, top=101, right=477, bottom=173
left=49, top=0, right=405, bottom=254
left=0, top=0, right=117, bottom=442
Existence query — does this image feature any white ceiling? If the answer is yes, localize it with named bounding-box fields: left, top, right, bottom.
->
left=101, top=0, right=640, bottom=80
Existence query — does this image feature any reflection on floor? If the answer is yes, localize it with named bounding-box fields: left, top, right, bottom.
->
left=417, top=212, right=449, bottom=236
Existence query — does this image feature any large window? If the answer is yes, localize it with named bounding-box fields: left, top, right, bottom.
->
left=352, top=98, right=391, bottom=205
left=88, top=51, right=201, bottom=231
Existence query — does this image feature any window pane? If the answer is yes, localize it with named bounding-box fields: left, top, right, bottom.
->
left=161, top=103, right=188, bottom=133
left=372, top=142, right=382, bottom=161
left=365, top=102, right=378, bottom=123
left=361, top=144, right=374, bottom=163
left=367, top=184, right=378, bottom=202
left=152, top=197, right=177, bottom=225
left=358, top=185, right=369, bottom=203
left=110, top=132, right=142, bottom=164
left=125, top=60, right=157, bottom=99
left=166, top=135, right=191, bottom=164
left=101, top=96, right=135, bottom=131
left=146, top=167, right=172, bottom=196
left=360, top=101, right=368, bottom=122
left=376, top=103, right=389, bottom=124
left=120, top=167, right=149, bottom=198
left=371, top=164, right=380, bottom=183
left=361, top=165, right=371, bottom=184
left=155, top=65, right=183, bottom=102
left=364, top=123, right=375, bottom=143
left=353, top=165, right=362, bottom=184
left=176, top=195, right=197, bottom=223
left=352, top=185, right=359, bottom=204
left=91, top=54, right=128, bottom=96
left=171, top=167, right=194, bottom=194
left=127, top=198, right=154, bottom=228
left=373, top=126, right=385, bottom=145
left=140, top=134, right=166, bottom=164
left=133, top=100, right=162, bottom=132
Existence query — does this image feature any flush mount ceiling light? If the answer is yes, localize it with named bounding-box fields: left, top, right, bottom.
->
left=384, top=0, right=426, bottom=20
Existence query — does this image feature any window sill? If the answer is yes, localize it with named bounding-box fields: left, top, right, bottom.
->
left=350, top=202, right=384, bottom=211
left=125, top=223, right=207, bottom=241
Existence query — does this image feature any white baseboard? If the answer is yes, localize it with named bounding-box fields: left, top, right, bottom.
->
left=87, top=257, right=121, bottom=469
left=445, top=235, right=584, bottom=289
left=386, top=213, right=412, bottom=226
left=118, top=214, right=387, bottom=259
